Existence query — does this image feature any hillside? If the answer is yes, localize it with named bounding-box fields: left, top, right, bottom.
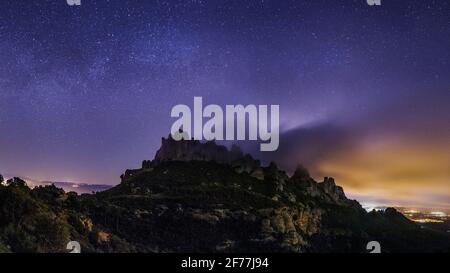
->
left=0, top=135, right=449, bottom=253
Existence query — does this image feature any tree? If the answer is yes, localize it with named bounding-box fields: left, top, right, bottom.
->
left=6, top=177, right=27, bottom=188
left=0, top=174, right=3, bottom=184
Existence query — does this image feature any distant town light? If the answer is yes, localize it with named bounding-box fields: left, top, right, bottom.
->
left=404, top=210, right=419, bottom=214
left=430, top=211, right=447, bottom=217
left=413, top=218, right=444, bottom=223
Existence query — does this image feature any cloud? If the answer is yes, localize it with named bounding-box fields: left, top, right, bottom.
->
left=245, top=120, right=450, bottom=209
left=248, top=122, right=359, bottom=174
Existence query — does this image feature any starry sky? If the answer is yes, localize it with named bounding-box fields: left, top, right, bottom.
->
left=0, top=0, right=449, bottom=209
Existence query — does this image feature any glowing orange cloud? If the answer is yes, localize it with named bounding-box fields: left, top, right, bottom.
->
left=315, top=134, right=450, bottom=209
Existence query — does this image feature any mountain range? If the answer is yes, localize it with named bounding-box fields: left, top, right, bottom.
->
left=0, top=133, right=449, bottom=253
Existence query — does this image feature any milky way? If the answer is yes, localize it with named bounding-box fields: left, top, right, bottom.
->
left=0, top=0, right=449, bottom=208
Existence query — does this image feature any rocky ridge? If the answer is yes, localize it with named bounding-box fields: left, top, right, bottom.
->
left=1, top=134, right=449, bottom=253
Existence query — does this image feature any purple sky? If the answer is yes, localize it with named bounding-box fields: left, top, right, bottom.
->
left=0, top=0, right=449, bottom=208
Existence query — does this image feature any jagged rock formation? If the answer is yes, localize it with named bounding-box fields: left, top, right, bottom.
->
left=154, top=134, right=242, bottom=164
left=107, top=134, right=449, bottom=253
left=124, top=133, right=265, bottom=181
left=1, top=134, right=449, bottom=253
left=124, top=133, right=352, bottom=206
left=287, top=166, right=353, bottom=205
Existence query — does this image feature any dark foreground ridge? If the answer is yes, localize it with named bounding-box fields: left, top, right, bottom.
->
left=0, top=134, right=449, bottom=253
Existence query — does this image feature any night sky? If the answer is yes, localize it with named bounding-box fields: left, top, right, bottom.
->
left=0, top=0, right=449, bottom=209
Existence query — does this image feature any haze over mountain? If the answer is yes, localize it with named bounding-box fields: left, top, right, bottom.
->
left=0, top=175, right=112, bottom=194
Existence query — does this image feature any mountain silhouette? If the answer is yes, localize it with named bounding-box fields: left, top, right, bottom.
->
left=0, top=134, right=449, bottom=253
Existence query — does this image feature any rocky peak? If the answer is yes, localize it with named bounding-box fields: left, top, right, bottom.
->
left=122, top=132, right=266, bottom=182
left=288, top=167, right=351, bottom=205
left=154, top=132, right=245, bottom=165
left=292, top=165, right=311, bottom=181
left=319, top=177, right=347, bottom=203
left=122, top=132, right=354, bottom=207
